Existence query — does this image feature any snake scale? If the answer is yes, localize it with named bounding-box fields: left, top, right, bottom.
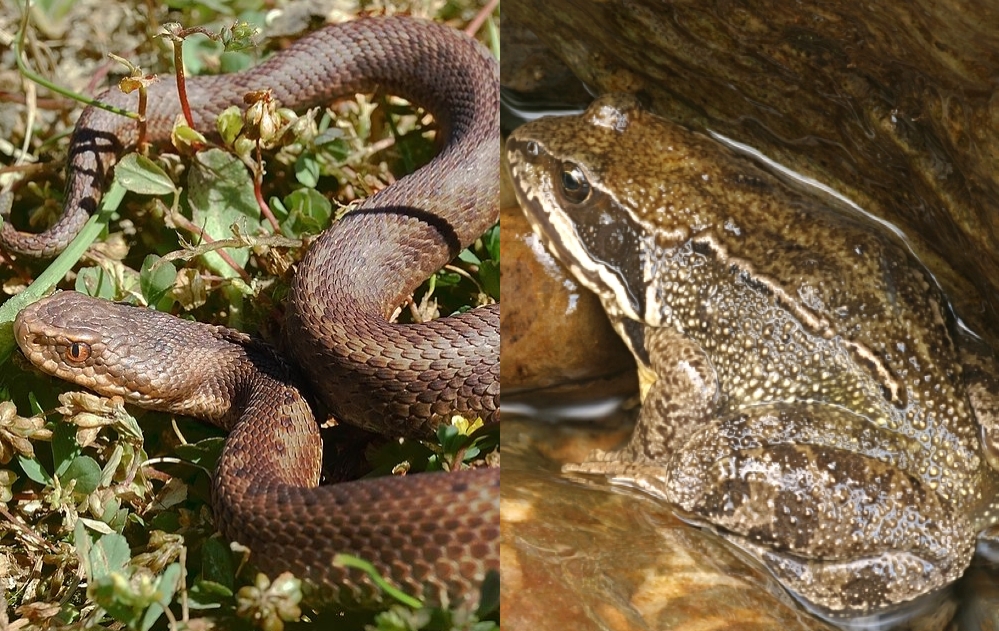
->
left=12, top=17, right=499, bottom=608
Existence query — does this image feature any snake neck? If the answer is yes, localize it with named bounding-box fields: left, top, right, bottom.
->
left=215, top=346, right=323, bottom=492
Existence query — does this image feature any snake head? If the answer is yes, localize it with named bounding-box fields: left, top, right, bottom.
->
left=13, top=291, right=242, bottom=418
left=15, top=292, right=109, bottom=393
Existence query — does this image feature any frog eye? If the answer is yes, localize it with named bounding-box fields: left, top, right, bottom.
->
left=65, top=341, right=91, bottom=364
left=559, top=162, right=591, bottom=204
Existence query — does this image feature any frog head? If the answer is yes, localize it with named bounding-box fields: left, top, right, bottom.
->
left=507, top=94, right=727, bottom=330
left=506, top=96, right=644, bottom=325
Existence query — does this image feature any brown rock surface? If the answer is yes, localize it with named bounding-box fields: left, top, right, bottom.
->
left=502, top=417, right=844, bottom=631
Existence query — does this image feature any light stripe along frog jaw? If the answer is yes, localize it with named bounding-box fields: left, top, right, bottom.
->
left=505, top=118, right=668, bottom=329
left=506, top=100, right=694, bottom=394
left=508, top=132, right=680, bottom=395
left=506, top=132, right=654, bottom=371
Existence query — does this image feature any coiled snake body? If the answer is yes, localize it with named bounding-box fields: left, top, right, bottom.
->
left=13, top=17, right=499, bottom=608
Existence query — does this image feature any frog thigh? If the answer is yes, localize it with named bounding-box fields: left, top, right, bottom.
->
left=738, top=540, right=958, bottom=615
left=666, top=407, right=975, bottom=613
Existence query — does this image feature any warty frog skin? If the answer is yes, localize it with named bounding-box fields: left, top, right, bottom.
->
left=506, top=93, right=999, bottom=617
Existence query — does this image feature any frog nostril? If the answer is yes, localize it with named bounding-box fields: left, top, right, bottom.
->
left=525, top=140, right=539, bottom=157
left=559, top=162, right=591, bottom=204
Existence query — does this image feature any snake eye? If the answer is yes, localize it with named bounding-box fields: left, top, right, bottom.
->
left=65, top=342, right=91, bottom=364
left=559, top=162, right=591, bottom=204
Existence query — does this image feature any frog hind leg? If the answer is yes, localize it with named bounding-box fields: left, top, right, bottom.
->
left=666, top=407, right=975, bottom=614
left=739, top=542, right=961, bottom=617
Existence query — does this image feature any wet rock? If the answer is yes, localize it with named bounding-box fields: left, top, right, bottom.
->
left=502, top=417, right=842, bottom=631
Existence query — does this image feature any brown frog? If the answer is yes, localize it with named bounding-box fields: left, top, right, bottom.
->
left=505, top=93, right=999, bottom=617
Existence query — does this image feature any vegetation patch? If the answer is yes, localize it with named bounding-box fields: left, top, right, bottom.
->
left=0, top=0, right=499, bottom=628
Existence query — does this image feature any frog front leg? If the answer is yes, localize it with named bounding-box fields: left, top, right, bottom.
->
left=565, top=325, right=720, bottom=496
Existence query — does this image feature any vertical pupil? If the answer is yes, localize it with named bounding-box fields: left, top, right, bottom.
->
left=70, top=343, right=80, bottom=358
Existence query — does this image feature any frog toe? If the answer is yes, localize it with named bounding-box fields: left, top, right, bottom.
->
left=563, top=448, right=672, bottom=499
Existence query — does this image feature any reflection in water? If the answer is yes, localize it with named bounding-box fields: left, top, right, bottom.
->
left=502, top=413, right=838, bottom=631
left=503, top=395, right=629, bottom=421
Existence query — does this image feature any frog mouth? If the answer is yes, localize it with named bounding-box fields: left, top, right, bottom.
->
left=520, top=185, right=609, bottom=298
left=517, top=190, right=583, bottom=278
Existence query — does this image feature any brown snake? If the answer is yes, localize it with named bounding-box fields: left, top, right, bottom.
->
left=12, top=17, right=499, bottom=608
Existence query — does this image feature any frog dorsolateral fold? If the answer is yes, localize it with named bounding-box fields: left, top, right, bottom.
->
left=506, top=93, right=999, bottom=617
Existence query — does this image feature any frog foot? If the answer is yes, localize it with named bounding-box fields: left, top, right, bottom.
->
left=563, top=447, right=674, bottom=500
